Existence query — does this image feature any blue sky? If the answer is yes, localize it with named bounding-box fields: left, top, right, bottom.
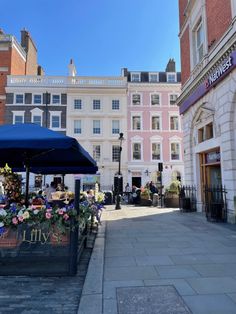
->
left=2, top=0, right=180, bottom=76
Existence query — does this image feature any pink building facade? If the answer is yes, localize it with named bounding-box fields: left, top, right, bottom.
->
left=122, top=59, right=184, bottom=190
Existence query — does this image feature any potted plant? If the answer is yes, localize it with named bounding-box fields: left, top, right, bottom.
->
left=140, top=188, right=152, bottom=206
left=164, top=180, right=180, bottom=208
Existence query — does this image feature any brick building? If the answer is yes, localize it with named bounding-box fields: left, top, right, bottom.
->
left=177, top=0, right=236, bottom=222
left=0, top=29, right=41, bottom=124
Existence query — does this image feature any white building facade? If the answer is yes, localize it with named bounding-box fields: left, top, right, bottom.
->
left=66, top=75, right=127, bottom=191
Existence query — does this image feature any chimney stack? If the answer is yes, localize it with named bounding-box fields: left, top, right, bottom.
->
left=165, top=58, right=176, bottom=72
left=68, top=59, right=77, bottom=76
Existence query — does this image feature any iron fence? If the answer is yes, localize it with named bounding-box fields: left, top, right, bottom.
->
left=179, top=185, right=197, bottom=212
left=204, top=185, right=227, bottom=222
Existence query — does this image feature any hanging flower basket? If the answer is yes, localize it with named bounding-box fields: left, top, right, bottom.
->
left=0, top=227, right=19, bottom=248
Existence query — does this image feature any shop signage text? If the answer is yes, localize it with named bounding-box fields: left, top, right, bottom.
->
left=22, top=229, right=51, bottom=244
left=206, top=151, right=220, bottom=164
left=205, top=56, right=233, bottom=89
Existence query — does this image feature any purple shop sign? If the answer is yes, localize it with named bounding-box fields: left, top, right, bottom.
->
left=206, top=151, right=220, bottom=164
left=180, top=50, right=236, bottom=115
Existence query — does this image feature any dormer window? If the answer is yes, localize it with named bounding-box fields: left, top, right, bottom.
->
left=149, top=73, right=159, bottom=83
left=167, top=73, right=177, bottom=83
left=131, top=72, right=141, bottom=82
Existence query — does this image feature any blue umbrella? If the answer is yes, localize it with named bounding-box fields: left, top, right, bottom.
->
left=0, top=123, right=98, bottom=204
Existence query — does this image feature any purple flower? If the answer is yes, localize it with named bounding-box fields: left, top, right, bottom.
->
left=0, top=226, right=5, bottom=235
left=10, top=203, right=17, bottom=213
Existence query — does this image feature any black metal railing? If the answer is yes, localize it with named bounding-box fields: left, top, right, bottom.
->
left=179, top=185, right=197, bottom=212
left=204, top=185, right=227, bottom=222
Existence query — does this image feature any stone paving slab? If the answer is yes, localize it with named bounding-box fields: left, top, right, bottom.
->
left=116, top=286, right=191, bottom=314
left=156, top=265, right=200, bottom=279
left=135, top=255, right=174, bottom=266
left=105, top=247, right=147, bottom=257
left=192, top=263, right=236, bottom=277
left=183, top=294, right=236, bottom=314
left=186, top=277, right=236, bottom=294
left=104, top=265, right=159, bottom=281
left=105, top=256, right=137, bottom=267
left=170, top=254, right=213, bottom=264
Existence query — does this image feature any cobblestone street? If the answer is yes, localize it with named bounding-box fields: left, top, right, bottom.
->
left=0, top=244, right=93, bottom=314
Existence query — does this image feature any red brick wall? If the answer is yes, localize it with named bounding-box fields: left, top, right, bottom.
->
left=180, top=25, right=191, bottom=85
left=0, top=50, right=10, bottom=95
left=10, top=47, right=26, bottom=74
left=206, top=0, right=232, bottom=50
left=179, top=0, right=189, bottom=30
left=0, top=46, right=26, bottom=124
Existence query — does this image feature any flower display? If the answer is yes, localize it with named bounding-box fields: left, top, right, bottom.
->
left=0, top=203, right=78, bottom=235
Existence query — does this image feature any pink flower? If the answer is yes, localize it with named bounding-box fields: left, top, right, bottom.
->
left=45, top=212, right=52, bottom=219
left=18, top=216, right=24, bottom=222
left=58, top=209, right=64, bottom=215
left=46, top=208, right=52, bottom=212
left=12, top=217, right=18, bottom=225
left=63, top=213, right=69, bottom=221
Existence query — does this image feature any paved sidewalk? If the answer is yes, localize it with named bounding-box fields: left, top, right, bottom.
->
left=78, top=205, right=236, bottom=314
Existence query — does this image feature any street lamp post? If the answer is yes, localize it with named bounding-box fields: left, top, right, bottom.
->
left=115, top=132, right=124, bottom=210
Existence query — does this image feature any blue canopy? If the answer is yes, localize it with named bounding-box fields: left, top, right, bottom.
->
left=0, top=124, right=98, bottom=205
left=0, top=123, right=97, bottom=173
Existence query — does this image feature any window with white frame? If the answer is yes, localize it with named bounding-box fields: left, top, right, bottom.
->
left=51, top=115, right=60, bottom=128
left=93, top=99, right=101, bottom=110
left=15, top=116, right=24, bottom=124
left=152, top=143, right=161, bottom=160
left=93, top=145, right=101, bottom=162
left=74, top=120, right=81, bottom=134
left=13, top=111, right=24, bottom=124
left=74, top=99, right=82, bottom=109
left=93, top=120, right=101, bottom=134
left=32, top=115, right=42, bottom=126
left=131, top=72, right=140, bottom=82
left=170, top=116, right=179, bottom=130
left=169, top=94, right=178, bottom=105
left=52, top=95, right=60, bottom=104
left=50, top=111, right=61, bottom=129
left=112, top=120, right=120, bottom=134
left=112, top=99, right=120, bottom=110
left=112, top=145, right=120, bottom=162
left=15, top=94, right=24, bottom=104
left=151, top=94, right=160, bottom=106
left=170, top=143, right=180, bottom=160
left=152, top=116, right=160, bottom=130
left=149, top=73, right=159, bottom=83
left=193, top=19, right=204, bottom=65
left=132, top=94, right=141, bottom=106
left=31, top=108, right=43, bottom=126
left=132, top=116, right=141, bottom=130
left=33, top=94, right=42, bottom=104
left=132, top=143, right=141, bottom=160
left=167, top=73, right=177, bottom=83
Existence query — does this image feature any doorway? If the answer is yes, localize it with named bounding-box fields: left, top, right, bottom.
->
left=132, top=177, right=141, bottom=188
left=209, top=166, right=221, bottom=186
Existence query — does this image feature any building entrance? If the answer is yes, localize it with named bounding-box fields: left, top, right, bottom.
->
left=199, top=148, right=222, bottom=203
left=132, top=177, right=141, bottom=188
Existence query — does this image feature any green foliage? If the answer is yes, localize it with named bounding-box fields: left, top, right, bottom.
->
left=165, top=180, right=180, bottom=195
left=140, top=188, right=150, bottom=200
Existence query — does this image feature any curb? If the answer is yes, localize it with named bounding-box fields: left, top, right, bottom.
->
left=77, top=222, right=106, bottom=314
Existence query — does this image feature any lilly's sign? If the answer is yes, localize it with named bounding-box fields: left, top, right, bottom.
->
left=205, top=56, right=233, bottom=89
